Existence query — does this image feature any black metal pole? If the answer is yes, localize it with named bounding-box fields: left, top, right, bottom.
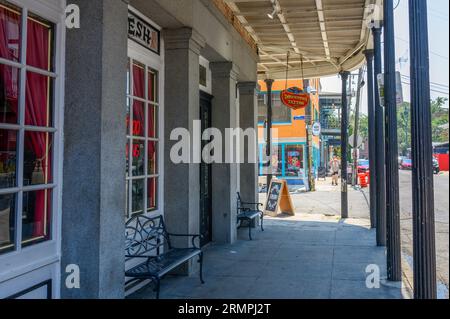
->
left=384, top=0, right=402, bottom=282
left=364, top=50, right=377, bottom=229
left=265, top=79, right=274, bottom=193
left=409, top=0, right=437, bottom=299
left=340, top=71, right=350, bottom=219
left=373, top=27, right=386, bottom=246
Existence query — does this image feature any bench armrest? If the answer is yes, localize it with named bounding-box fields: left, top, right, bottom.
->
left=167, top=233, right=202, bottom=249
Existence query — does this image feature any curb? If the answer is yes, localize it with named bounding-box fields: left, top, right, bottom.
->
left=401, top=254, right=414, bottom=299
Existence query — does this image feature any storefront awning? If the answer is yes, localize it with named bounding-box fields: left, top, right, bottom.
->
left=223, top=0, right=379, bottom=79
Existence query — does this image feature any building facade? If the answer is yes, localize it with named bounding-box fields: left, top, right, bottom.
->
left=257, top=79, right=321, bottom=188
left=0, top=0, right=259, bottom=299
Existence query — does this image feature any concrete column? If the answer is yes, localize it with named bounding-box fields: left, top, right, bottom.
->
left=211, top=62, right=239, bottom=244
left=163, top=28, right=205, bottom=273
left=62, top=0, right=128, bottom=299
left=238, top=82, right=259, bottom=204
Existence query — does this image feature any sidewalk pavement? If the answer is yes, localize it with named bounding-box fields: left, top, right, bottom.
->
left=130, top=180, right=410, bottom=299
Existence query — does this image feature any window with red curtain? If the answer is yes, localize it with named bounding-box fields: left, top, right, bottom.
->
left=0, top=1, right=55, bottom=255
left=125, top=59, right=159, bottom=217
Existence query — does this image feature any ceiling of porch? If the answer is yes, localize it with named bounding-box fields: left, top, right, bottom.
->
left=223, top=0, right=378, bottom=79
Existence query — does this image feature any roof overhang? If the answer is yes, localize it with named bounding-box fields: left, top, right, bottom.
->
left=223, top=0, right=381, bottom=80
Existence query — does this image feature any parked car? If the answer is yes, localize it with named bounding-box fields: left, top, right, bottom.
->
left=400, top=158, right=413, bottom=170
left=357, top=159, right=370, bottom=174
left=433, top=157, right=440, bottom=174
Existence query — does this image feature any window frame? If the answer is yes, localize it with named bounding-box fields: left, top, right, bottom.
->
left=126, top=6, right=164, bottom=220
left=0, top=0, right=65, bottom=297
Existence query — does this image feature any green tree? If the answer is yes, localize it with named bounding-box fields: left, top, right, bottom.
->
left=397, top=102, right=411, bottom=155
left=430, top=97, right=449, bottom=143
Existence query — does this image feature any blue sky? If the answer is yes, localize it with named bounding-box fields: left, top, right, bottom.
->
left=321, top=0, right=449, bottom=112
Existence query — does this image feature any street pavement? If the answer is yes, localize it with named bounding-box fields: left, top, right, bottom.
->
left=398, top=170, right=449, bottom=299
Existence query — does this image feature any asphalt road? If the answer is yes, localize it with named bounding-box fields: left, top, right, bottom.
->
left=398, top=170, right=449, bottom=298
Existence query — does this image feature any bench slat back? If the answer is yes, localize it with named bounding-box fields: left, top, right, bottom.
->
left=125, top=215, right=170, bottom=257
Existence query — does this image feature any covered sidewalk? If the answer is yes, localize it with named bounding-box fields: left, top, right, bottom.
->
left=130, top=182, right=410, bottom=299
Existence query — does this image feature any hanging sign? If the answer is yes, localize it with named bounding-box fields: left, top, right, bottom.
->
left=128, top=11, right=160, bottom=55
left=264, top=179, right=295, bottom=217
left=280, top=87, right=310, bottom=110
left=312, top=122, right=321, bottom=136
left=377, top=72, right=403, bottom=107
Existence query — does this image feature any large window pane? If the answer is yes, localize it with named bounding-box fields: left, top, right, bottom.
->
left=26, top=13, right=54, bottom=71
left=0, top=129, right=16, bottom=188
left=0, top=65, right=20, bottom=124
left=131, top=179, right=144, bottom=215
left=132, top=100, right=145, bottom=137
left=0, top=192, right=15, bottom=254
left=0, top=2, right=21, bottom=62
left=285, top=145, right=304, bottom=177
left=25, top=71, right=53, bottom=127
left=22, top=189, right=51, bottom=247
left=132, top=62, right=145, bottom=99
left=258, top=93, right=292, bottom=124
left=148, top=105, right=157, bottom=138
left=23, top=131, right=53, bottom=186
left=148, top=141, right=157, bottom=175
left=148, top=69, right=158, bottom=102
left=132, top=140, right=145, bottom=177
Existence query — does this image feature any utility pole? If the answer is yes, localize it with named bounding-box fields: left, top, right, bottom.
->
left=352, top=67, right=365, bottom=186
left=373, top=26, right=386, bottom=246
left=384, top=0, right=402, bottom=282
left=409, top=0, right=437, bottom=299
left=364, top=49, right=377, bottom=229
left=340, top=71, right=350, bottom=219
left=265, top=79, right=274, bottom=193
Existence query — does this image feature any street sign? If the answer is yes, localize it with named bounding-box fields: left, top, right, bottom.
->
left=312, top=122, right=321, bottom=136
left=377, top=71, right=404, bottom=106
left=349, top=134, right=363, bottom=148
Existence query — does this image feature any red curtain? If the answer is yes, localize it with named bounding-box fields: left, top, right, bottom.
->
left=25, top=19, right=51, bottom=238
left=0, top=7, right=20, bottom=123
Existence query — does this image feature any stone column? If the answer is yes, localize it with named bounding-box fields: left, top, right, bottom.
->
left=210, top=62, right=239, bottom=244
left=238, top=82, right=259, bottom=205
left=163, top=28, right=205, bottom=273
left=62, top=0, right=128, bottom=299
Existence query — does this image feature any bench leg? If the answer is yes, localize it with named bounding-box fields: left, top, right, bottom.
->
left=248, top=221, right=253, bottom=240
left=199, top=252, right=205, bottom=284
left=154, top=278, right=161, bottom=299
left=260, top=213, right=264, bottom=232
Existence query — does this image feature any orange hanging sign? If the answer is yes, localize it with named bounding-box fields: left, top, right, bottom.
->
left=280, top=87, right=310, bottom=110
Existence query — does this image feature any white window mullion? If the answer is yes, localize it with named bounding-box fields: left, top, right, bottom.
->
left=143, top=65, right=149, bottom=213
left=15, top=7, right=29, bottom=252
left=127, top=60, right=134, bottom=218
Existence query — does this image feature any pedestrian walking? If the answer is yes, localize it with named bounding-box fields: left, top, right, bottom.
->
left=329, top=156, right=340, bottom=186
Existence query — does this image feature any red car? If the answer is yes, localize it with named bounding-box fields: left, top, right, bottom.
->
left=400, top=158, right=413, bottom=170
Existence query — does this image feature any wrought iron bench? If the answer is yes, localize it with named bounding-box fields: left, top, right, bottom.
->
left=237, top=192, right=264, bottom=240
left=125, top=215, right=204, bottom=299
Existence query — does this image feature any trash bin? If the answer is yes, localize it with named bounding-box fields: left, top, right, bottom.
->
left=358, top=173, right=368, bottom=188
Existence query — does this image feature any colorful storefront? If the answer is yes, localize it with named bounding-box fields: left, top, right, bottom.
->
left=258, top=79, right=321, bottom=188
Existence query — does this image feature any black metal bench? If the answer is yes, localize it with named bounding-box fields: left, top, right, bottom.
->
left=237, top=192, right=264, bottom=240
left=125, top=215, right=204, bottom=299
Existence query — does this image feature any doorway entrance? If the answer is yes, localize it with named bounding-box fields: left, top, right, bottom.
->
left=199, top=91, right=213, bottom=247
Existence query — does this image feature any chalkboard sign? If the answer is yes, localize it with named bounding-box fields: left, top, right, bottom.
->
left=264, top=179, right=295, bottom=217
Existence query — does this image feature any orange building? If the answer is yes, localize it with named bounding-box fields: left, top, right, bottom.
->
left=258, top=79, right=321, bottom=188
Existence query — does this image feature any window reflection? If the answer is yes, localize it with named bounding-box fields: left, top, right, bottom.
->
left=0, top=129, right=16, bottom=188
left=22, top=189, right=51, bottom=247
